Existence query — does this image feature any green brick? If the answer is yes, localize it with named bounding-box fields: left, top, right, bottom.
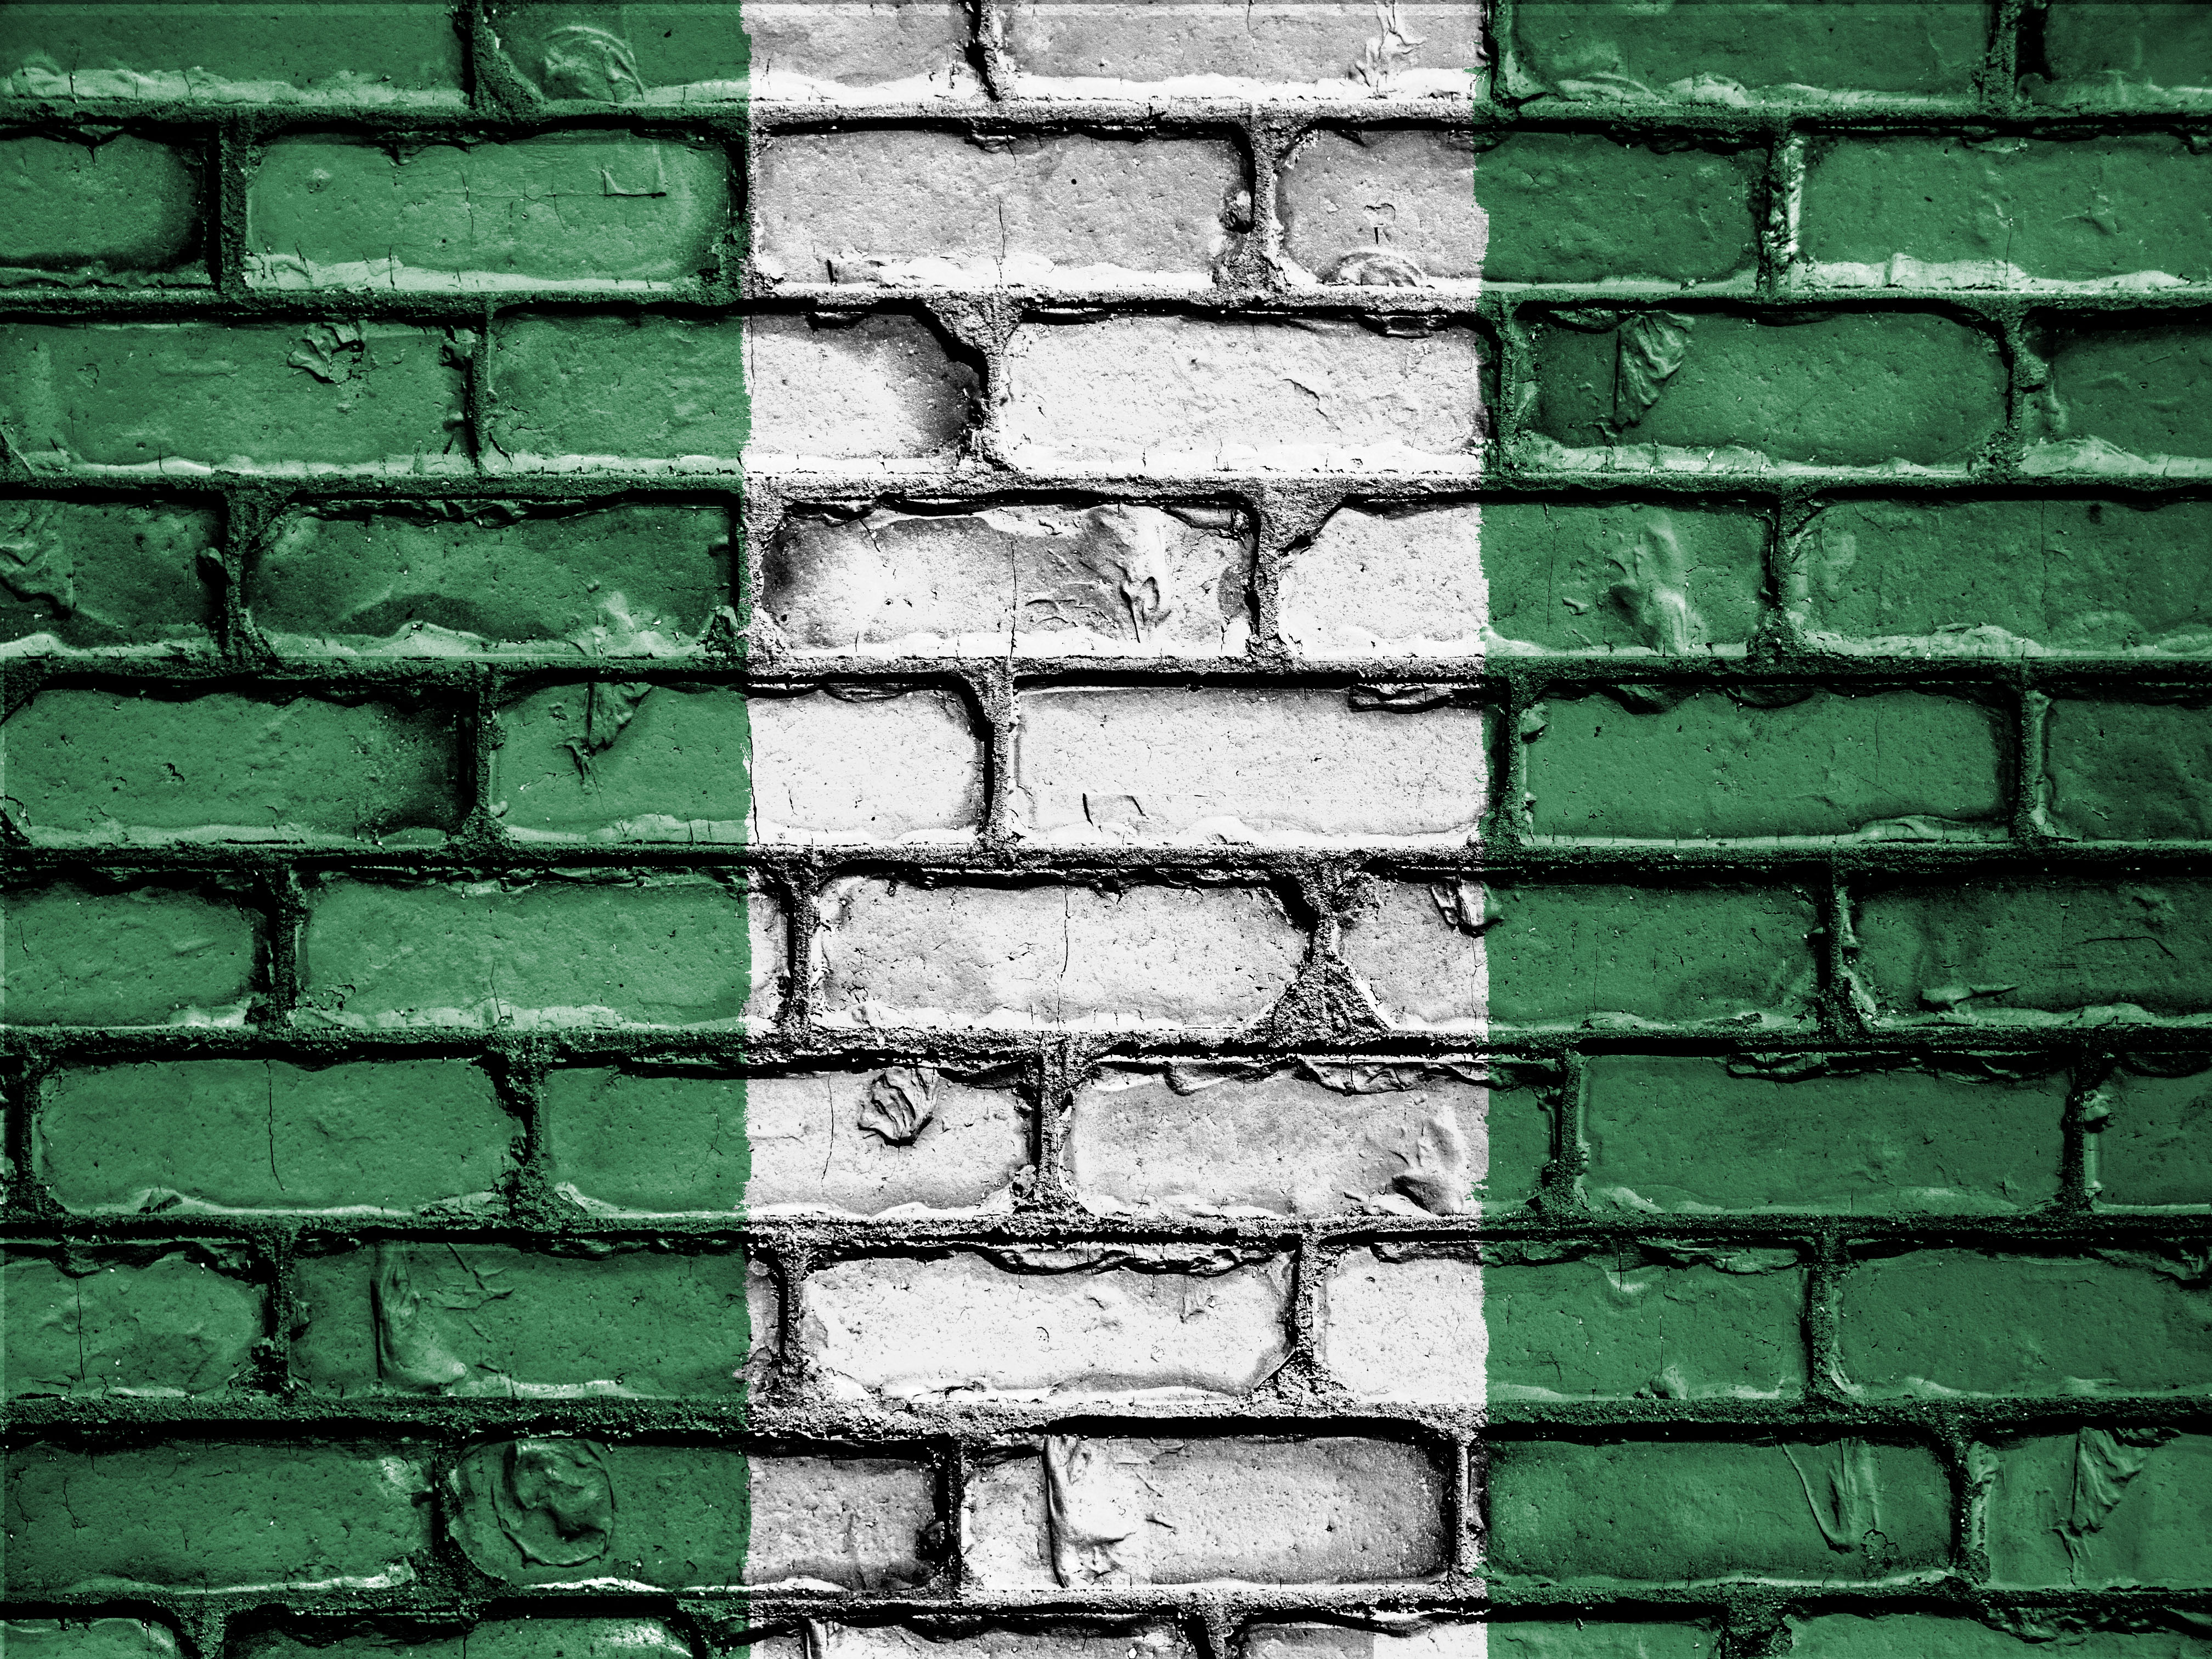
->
left=1532, top=311, right=2005, bottom=469
left=2094, top=1066, right=2212, bottom=1208
left=1583, top=1057, right=2067, bottom=1215
left=2, top=882, right=256, bottom=1027
left=298, top=875, right=778, bottom=1029
left=250, top=501, right=733, bottom=657
left=246, top=136, right=729, bottom=292
left=292, top=1243, right=763, bottom=1396
left=241, top=1624, right=692, bottom=1659
left=1490, top=1627, right=1715, bottom=1659
left=2025, top=2, right=2212, bottom=106
left=0, top=136, right=202, bottom=284
left=2046, top=700, right=2212, bottom=839
left=1, top=1621, right=179, bottom=1659
left=0, top=2, right=465, bottom=105
left=1853, top=881, right=2212, bottom=1024
left=1527, top=690, right=2004, bottom=840
left=1505, top=0, right=1986, bottom=104
left=3, top=1248, right=263, bottom=1397
left=1486, top=1438, right=1951, bottom=1584
left=2, top=1441, right=431, bottom=1593
left=1801, top=136, right=2212, bottom=290
left=0, top=321, right=466, bottom=477
left=0, top=497, right=216, bottom=652
left=37, top=1058, right=515, bottom=1215
left=486, top=313, right=747, bottom=470
left=1486, top=1251, right=1806, bottom=1401
left=492, top=683, right=751, bottom=839
left=1788, top=1615, right=2212, bottom=1659
left=482, top=1, right=752, bottom=103
left=2029, top=320, right=2212, bottom=473
left=1479, top=883, right=1819, bottom=1029
left=1838, top=1251, right=2212, bottom=1397
left=1980, top=1430, right=2212, bottom=1586
left=1, top=689, right=459, bottom=845
left=1480, top=500, right=1768, bottom=656
left=1789, top=497, right=2212, bottom=656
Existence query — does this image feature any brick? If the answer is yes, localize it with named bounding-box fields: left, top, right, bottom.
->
left=486, top=312, right=975, bottom=471
left=1787, top=1616, right=2212, bottom=1659
left=1788, top=497, right=2212, bottom=657
left=241, top=1621, right=703, bottom=1659
left=1486, top=1438, right=1950, bottom=1584
left=292, top=1243, right=771, bottom=1396
left=299, top=874, right=783, bottom=1030
left=2, top=689, right=460, bottom=846
left=2046, top=700, right=2212, bottom=839
left=544, top=1065, right=1030, bottom=1216
left=2027, top=319, right=2212, bottom=474
left=1526, top=689, right=2004, bottom=841
left=755, top=131, right=1239, bottom=287
left=1319, top=1249, right=1482, bottom=1402
left=2093, top=1066, right=2212, bottom=1209
left=3, top=1248, right=263, bottom=1397
left=3, top=1441, right=432, bottom=1593
left=0, top=497, right=216, bottom=653
left=1852, top=881, right=2212, bottom=1024
left=812, top=877, right=1305, bottom=1031
left=1000, top=1, right=1484, bottom=98
left=1838, top=1251, right=2212, bottom=1397
left=1582, top=1056, right=2068, bottom=1215
left=964, top=1436, right=1446, bottom=1586
left=1505, top=0, right=1985, bottom=105
left=762, top=501, right=1251, bottom=658
left=2024, top=3, right=2212, bottom=107
left=246, top=136, right=729, bottom=293
left=999, top=316, right=1485, bottom=473
left=0, top=136, right=202, bottom=284
left=1531, top=310, right=2004, bottom=471
left=484, top=1, right=977, bottom=103
left=822, top=1629, right=1192, bottom=1659
left=1979, top=1430, right=2212, bottom=1586
left=2, top=882, right=257, bottom=1028
left=1799, top=136, right=2212, bottom=291
left=0, top=321, right=467, bottom=477
left=1340, top=879, right=1818, bottom=1031
left=1279, top=499, right=1765, bottom=659
left=1013, top=686, right=1488, bottom=846
left=1283, top=131, right=1757, bottom=289
left=1, top=1622, right=179, bottom=1659
left=37, top=1057, right=516, bottom=1216
left=251, top=500, right=732, bottom=657
left=1250, top=1624, right=1716, bottom=1659
left=1069, top=1060, right=1549, bottom=1218
left=445, top=1439, right=934, bottom=1589
left=1486, top=1250, right=1808, bottom=1402
left=492, top=685, right=983, bottom=844
left=0, top=4, right=464, bottom=105
left=804, top=1249, right=1288, bottom=1400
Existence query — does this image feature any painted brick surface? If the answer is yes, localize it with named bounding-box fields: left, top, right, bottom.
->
left=3, top=7, right=2207, bottom=1659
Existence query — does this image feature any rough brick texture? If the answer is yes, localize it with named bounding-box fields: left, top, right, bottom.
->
left=2, top=9, right=2208, bottom=1659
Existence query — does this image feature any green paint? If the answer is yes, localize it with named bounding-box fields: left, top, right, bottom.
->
left=2025, top=2, right=2212, bottom=105
left=494, top=684, right=754, bottom=839
left=1480, top=500, right=1767, bottom=656
left=2093, top=1066, right=2212, bottom=1208
left=485, top=314, right=752, bottom=466
left=483, top=2, right=753, bottom=103
left=1487, top=1438, right=1951, bottom=1584
left=1527, top=690, right=2005, bottom=840
left=1790, top=1615, right=2212, bottom=1659
left=2045, top=701, right=2212, bottom=839
left=2, top=882, right=256, bottom=1026
left=0, top=136, right=202, bottom=281
left=1583, top=1057, right=2067, bottom=1214
left=240, top=1621, right=693, bottom=1659
left=39, top=1057, right=515, bottom=1214
left=1838, top=1251, right=2212, bottom=1396
left=4, top=1249, right=263, bottom=1397
left=1478, top=135, right=1758, bottom=285
left=1980, top=1431, right=2212, bottom=1586
left=1485, top=1251, right=1807, bottom=1401
left=0, top=498, right=216, bottom=650
left=2, top=1622, right=179, bottom=1659
left=2032, top=321, right=2212, bottom=470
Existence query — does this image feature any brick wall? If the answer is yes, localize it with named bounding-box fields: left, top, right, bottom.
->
left=3, top=5, right=2210, bottom=1659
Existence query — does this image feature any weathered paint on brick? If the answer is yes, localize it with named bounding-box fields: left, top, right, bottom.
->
left=2027, top=319, right=2212, bottom=475
left=4, top=1248, right=264, bottom=1397
left=2092, top=1066, right=2212, bottom=1209
left=0, top=134, right=204, bottom=283
left=1980, top=1431, right=2212, bottom=1586
left=0, top=496, right=217, bottom=653
left=2, top=882, right=257, bottom=1027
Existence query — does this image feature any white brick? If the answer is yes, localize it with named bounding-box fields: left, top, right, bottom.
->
left=1338, top=879, right=1489, bottom=1033
left=756, top=132, right=1239, bottom=287
left=811, top=878, right=1307, bottom=1031
left=963, top=1436, right=1448, bottom=1587
left=805, top=1250, right=1288, bottom=1400
left=1281, top=129, right=1485, bottom=287
left=1246, top=1626, right=1488, bottom=1659
left=762, top=501, right=1250, bottom=659
left=1013, top=687, right=1487, bottom=845
left=1278, top=503, right=1489, bottom=658
left=821, top=1627, right=1193, bottom=1659
left=749, top=313, right=977, bottom=466
left=1322, top=1249, right=1486, bottom=1403
left=1070, top=1060, right=1490, bottom=1217
left=1001, top=1, right=1485, bottom=99
left=998, top=317, right=1485, bottom=474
